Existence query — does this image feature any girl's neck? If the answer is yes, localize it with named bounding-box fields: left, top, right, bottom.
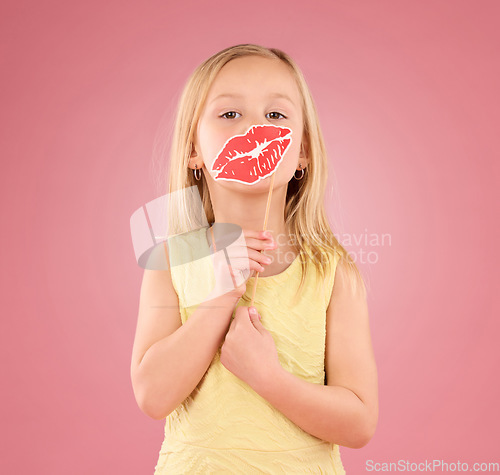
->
left=208, top=182, right=290, bottom=241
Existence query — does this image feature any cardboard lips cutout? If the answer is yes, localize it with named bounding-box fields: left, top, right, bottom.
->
left=211, top=124, right=293, bottom=184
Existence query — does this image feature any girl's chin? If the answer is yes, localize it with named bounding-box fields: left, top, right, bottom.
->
left=215, top=178, right=291, bottom=194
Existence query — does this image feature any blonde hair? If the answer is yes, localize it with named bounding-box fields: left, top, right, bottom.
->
left=159, top=43, right=367, bottom=301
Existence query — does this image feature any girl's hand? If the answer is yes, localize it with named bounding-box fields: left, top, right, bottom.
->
left=227, top=229, right=277, bottom=287
left=220, top=305, right=282, bottom=392
left=205, top=228, right=277, bottom=313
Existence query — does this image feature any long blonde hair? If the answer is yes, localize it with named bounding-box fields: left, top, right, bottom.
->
left=158, top=43, right=367, bottom=300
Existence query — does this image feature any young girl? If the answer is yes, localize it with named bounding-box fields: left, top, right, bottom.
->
left=131, top=44, right=378, bottom=474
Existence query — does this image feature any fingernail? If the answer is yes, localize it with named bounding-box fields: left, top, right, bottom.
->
left=249, top=307, right=257, bottom=315
left=265, top=231, right=272, bottom=238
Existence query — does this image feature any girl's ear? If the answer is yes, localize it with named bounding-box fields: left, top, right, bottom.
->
left=300, top=143, right=309, bottom=162
left=190, top=143, right=198, bottom=159
left=189, top=144, right=205, bottom=171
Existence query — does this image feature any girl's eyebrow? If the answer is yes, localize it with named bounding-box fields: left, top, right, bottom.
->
left=209, top=92, right=296, bottom=106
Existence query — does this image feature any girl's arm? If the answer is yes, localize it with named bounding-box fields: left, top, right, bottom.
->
left=130, top=261, right=243, bottom=421
left=253, top=259, right=379, bottom=448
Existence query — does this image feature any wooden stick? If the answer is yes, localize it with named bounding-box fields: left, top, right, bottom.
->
left=250, top=172, right=276, bottom=307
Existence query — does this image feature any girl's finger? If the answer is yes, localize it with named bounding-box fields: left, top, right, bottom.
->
left=230, top=257, right=266, bottom=274
left=245, top=236, right=277, bottom=252
left=231, top=249, right=273, bottom=272
left=227, top=243, right=274, bottom=273
left=247, top=248, right=273, bottom=269
left=242, top=228, right=276, bottom=247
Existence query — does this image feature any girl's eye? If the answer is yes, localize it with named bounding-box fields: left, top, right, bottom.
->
left=220, top=111, right=241, bottom=119
left=266, top=111, right=287, bottom=120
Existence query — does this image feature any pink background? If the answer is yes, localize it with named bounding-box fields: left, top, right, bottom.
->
left=1, top=1, right=498, bottom=473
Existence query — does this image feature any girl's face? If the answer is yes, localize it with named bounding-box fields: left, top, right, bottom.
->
left=195, top=55, right=306, bottom=192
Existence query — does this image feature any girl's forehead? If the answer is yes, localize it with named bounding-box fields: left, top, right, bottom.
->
left=207, top=56, right=300, bottom=102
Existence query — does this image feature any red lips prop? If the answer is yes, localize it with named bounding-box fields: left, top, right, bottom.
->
left=211, top=124, right=293, bottom=184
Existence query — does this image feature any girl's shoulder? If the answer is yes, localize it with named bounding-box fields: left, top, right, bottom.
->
left=300, top=242, right=343, bottom=283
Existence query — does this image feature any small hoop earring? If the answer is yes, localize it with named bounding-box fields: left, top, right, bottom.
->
left=294, top=164, right=305, bottom=180
left=193, top=164, right=202, bottom=181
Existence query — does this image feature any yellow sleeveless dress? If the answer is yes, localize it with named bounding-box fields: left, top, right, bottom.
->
left=154, top=226, right=346, bottom=474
